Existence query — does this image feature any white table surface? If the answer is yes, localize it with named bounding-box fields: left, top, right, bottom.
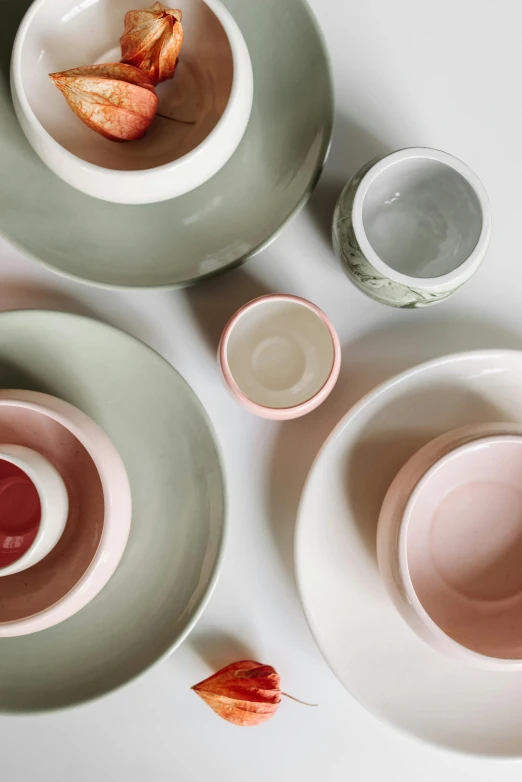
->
left=2, top=0, right=522, bottom=778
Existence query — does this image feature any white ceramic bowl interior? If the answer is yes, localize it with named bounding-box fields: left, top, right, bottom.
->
left=219, top=295, right=341, bottom=419
left=11, top=0, right=253, bottom=203
left=353, top=148, right=491, bottom=283
left=0, top=391, right=131, bottom=637
left=0, top=444, right=68, bottom=577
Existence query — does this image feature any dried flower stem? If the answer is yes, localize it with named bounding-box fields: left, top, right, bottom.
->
left=192, top=660, right=318, bottom=726
left=155, top=112, right=196, bottom=124
left=281, top=692, right=318, bottom=707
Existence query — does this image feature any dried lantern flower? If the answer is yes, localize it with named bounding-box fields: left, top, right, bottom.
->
left=192, top=660, right=316, bottom=726
left=120, top=3, right=184, bottom=85
left=49, top=63, right=158, bottom=142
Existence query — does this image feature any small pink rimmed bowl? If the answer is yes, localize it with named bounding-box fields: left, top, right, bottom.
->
left=219, top=294, right=341, bottom=420
left=378, top=423, right=522, bottom=670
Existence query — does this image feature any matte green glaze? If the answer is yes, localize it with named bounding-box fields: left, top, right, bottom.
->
left=0, top=0, right=333, bottom=288
left=0, top=310, right=226, bottom=712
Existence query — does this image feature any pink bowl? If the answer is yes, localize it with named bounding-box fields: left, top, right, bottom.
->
left=219, top=294, right=341, bottom=420
left=378, top=424, right=522, bottom=670
left=0, top=391, right=131, bottom=637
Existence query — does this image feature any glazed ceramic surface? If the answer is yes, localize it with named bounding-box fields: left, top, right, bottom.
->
left=0, top=391, right=131, bottom=636
left=296, top=350, right=522, bottom=757
left=0, top=443, right=68, bottom=576
left=0, top=402, right=105, bottom=624
left=11, top=0, right=253, bottom=203
left=0, top=0, right=332, bottom=286
left=378, top=424, right=522, bottom=669
left=0, top=311, right=225, bottom=709
left=332, top=148, right=491, bottom=308
left=406, top=436, right=522, bottom=664
left=219, top=295, right=341, bottom=419
left=0, top=450, right=41, bottom=569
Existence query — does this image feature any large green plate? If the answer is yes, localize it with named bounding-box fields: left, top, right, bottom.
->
left=0, top=310, right=226, bottom=712
left=0, top=0, right=333, bottom=288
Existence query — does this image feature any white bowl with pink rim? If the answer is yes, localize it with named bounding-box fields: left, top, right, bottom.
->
left=378, top=423, right=522, bottom=670
left=11, top=0, right=253, bottom=204
left=219, top=294, right=341, bottom=420
left=0, top=390, right=131, bottom=637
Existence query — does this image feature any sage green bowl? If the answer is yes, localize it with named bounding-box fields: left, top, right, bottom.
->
left=0, top=0, right=333, bottom=288
left=0, top=310, right=226, bottom=713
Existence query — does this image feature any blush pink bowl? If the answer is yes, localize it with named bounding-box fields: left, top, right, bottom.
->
left=378, top=424, right=522, bottom=670
left=0, top=390, right=131, bottom=637
left=219, top=294, right=341, bottom=420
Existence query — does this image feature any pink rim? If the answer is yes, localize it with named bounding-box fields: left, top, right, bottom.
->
left=0, top=392, right=131, bottom=637
left=218, top=294, right=342, bottom=420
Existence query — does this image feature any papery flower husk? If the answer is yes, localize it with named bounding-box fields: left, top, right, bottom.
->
left=120, top=2, right=184, bottom=85
left=192, top=661, right=281, bottom=726
left=49, top=63, right=158, bottom=142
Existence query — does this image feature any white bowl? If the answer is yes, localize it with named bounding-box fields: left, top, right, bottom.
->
left=11, top=0, right=253, bottom=204
left=333, top=148, right=492, bottom=307
left=0, top=444, right=68, bottom=577
left=0, top=391, right=131, bottom=637
left=377, top=422, right=522, bottom=670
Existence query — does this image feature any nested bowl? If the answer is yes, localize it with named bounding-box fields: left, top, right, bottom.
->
left=0, top=391, right=131, bottom=637
left=11, top=0, right=253, bottom=203
left=378, top=422, right=522, bottom=670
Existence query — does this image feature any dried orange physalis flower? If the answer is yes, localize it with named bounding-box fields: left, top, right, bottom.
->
left=192, top=660, right=316, bottom=726
left=49, top=63, right=158, bottom=142
left=120, top=2, right=184, bottom=85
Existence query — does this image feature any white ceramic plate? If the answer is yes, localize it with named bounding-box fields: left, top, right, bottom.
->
left=296, top=350, right=522, bottom=757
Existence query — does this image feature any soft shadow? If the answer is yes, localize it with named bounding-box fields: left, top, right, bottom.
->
left=0, top=279, right=161, bottom=352
left=0, top=360, right=56, bottom=397
left=187, top=630, right=257, bottom=671
left=342, top=310, right=522, bottom=383
left=345, top=434, right=428, bottom=564
left=0, top=0, right=32, bottom=80
left=0, top=281, right=96, bottom=317
left=183, top=267, right=273, bottom=355
left=307, top=113, right=397, bottom=251
left=0, top=344, right=89, bottom=411
left=0, top=284, right=110, bottom=410
left=267, top=313, right=522, bottom=586
left=0, top=283, right=98, bottom=404
left=345, top=386, right=510, bottom=566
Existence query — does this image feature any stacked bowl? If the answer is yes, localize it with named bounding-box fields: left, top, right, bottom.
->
left=378, top=423, right=522, bottom=670
left=0, top=390, right=131, bottom=637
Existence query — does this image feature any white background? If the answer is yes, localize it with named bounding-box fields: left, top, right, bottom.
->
left=2, top=0, right=522, bottom=778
